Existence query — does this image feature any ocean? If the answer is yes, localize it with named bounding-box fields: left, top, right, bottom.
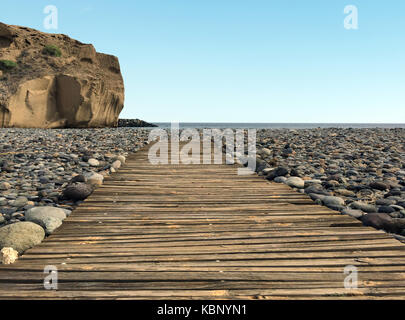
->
left=153, top=123, right=405, bottom=129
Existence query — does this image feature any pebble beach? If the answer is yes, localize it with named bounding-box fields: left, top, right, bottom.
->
left=252, top=128, right=405, bottom=240
left=0, top=128, right=150, bottom=257
left=0, top=126, right=404, bottom=261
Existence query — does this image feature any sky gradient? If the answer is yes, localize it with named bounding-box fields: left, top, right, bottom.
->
left=1, top=0, right=404, bottom=123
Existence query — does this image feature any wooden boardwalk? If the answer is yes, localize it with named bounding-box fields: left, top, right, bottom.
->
left=0, top=141, right=404, bottom=299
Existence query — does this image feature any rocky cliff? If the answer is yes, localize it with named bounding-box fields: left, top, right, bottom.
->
left=0, top=22, right=124, bottom=128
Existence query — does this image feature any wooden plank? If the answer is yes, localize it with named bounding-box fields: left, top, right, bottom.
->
left=0, top=141, right=404, bottom=300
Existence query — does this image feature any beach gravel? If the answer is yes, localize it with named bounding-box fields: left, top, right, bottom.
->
left=253, top=128, right=405, bottom=238
left=0, top=128, right=150, bottom=255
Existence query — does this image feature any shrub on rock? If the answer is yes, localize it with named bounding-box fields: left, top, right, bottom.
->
left=0, top=60, right=17, bottom=72
left=43, top=44, right=62, bottom=57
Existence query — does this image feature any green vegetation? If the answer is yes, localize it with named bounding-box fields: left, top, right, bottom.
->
left=43, top=44, right=62, bottom=57
left=0, top=60, right=17, bottom=72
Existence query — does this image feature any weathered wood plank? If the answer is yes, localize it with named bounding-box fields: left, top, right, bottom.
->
left=0, top=141, right=404, bottom=299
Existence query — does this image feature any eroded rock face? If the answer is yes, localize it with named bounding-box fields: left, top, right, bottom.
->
left=0, top=22, right=124, bottom=128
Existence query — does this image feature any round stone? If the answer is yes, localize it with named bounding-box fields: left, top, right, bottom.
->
left=85, top=172, right=104, bottom=186
left=25, top=206, right=68, bottom=221
left=361, top=213, right=399, bottom=233
left=33, top=216, right=62, bottom=235
left=70, top=174, right=87, bottom=183
left=350, top=201, right=378, bottom=213
left=342, top=208, right=364, bottom=219
left=0, top=222, right=45, bottom=254
left=0, top=182, right=11, bottom=190
left=114, top=155, right=126, bottom=164
left=111, top=160, right=122, bottom=170
left=63, top=183, right=93, bottom=201
left=322, top=196, right=345, bottom=207
left=378, top=206, right=395, bottom=214
left=274, top=176, right=287, bottom=183
left=369, top=182, right=389, bottom=191
left=10, top=196, right=28, bottom=208
left=285, top=177, right=305, bottom=189
left=261, top=148, right=271, bottom=156
left=88, top=158, right=100, bottom=167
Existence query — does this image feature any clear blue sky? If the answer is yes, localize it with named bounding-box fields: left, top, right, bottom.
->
left=1, top=0, right=404, bottom=123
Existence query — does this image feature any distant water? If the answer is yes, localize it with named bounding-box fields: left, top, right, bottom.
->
left=154, top=123, right=405, bottom=129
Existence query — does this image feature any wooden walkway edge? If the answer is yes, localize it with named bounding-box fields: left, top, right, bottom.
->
left=0, top=142, right=404, bottom=299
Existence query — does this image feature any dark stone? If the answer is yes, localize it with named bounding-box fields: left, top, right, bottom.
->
left=378, top=206, right=395, bottom=214
left=385, top=190, right=402, bottom=198
left=308, top=193, right=325, bottom=201
left=323, top=181, right=340, bottom=189
left=118, top=119, right=157, bottom=127
left=282, top=148, right=294, bottom=157
left=266, top=166, right=289, bottom=181
left=39, top=176, right=50, bottom=184
left=62, top=183, right=93, bottom=201
left=369, top=181, right=389, bottom=191
left=376, top=199, right=396, bottom=206
left=267, top=158, right=278, bottom=167
left=241, top=157, right=264, bottom=173
left=255, top=159, right=268, bottom=173
left=346, top=170, right=359, bottom=176
left=70, top=174, right=87, bottom=183
left=304, top=185, right=330, bottom=196
left=0, top=207, right=17, bottom=215
left=326, top=204, right=345, bottom=212
left=347, top=184, right=369, bottom=192
left=397, top=201, right=405, bottom=208
left=41, top=198, right=54, bottom=203
left=290, top=168, right=300, bottom=177
left=265, top=172, right=276, bottom=181
left=361, top=213, right=398, bottom=233
left=327, top=174, right=341, bottom=181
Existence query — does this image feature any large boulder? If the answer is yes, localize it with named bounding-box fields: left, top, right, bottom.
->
left=0, top=22, right=124, bottom=128
left=0, top=222, right=45, bottom=254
